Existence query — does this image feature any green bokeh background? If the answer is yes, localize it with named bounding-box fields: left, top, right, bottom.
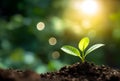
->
left=0, top=0, right=120, bottom=73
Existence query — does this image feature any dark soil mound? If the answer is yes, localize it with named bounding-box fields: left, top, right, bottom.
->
left=0, top=69, right=40, bottom=81
left=0, top=62, right=120, bottom=81
left=40, top=62, right=120, bottom=81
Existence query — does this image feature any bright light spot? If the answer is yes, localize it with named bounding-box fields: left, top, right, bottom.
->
left=52, top=17, right=63, bottom=31
left=36, top=65, right=47, bottom=73
left=73, top=0, right=99, bottom=15
left=24, top=52, right=35, bottom=64
left=36, top=22, right=45, bottom=31
left=49, top=37, right=57, bottom=45
left=52, top=51, right=60, bottom=59
left=81, top=0, right=98, bottom=15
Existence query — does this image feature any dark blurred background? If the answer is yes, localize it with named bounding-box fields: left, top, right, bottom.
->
left=0, top=0, right=120, bottom=73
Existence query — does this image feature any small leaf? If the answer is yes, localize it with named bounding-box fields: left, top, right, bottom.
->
left=78, top=37, right=89, bottom=51
left=85, top=44, right=105, bottom=57
left=61, top=45, right=80, bottom=57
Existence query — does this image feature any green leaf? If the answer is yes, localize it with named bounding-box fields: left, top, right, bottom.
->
left=85, top=44, right=105, bottom=57
left=61, top=45, right=80, bottom=57
left=78, top=37, right=89, bottom=51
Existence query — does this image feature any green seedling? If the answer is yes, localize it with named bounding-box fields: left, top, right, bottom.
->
left=61, top=37, right=105, bottom=63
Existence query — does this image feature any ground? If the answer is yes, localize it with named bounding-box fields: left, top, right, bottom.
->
left=0, top=62, right=120, bottom=81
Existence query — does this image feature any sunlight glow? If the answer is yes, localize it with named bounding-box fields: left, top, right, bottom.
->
left=61, top=0, right=104, bottom=37
left=72, top=25, right=82, bottom=35
left=74, top=0, right=99, bottom=15
left=82, top=20, right=91, bottom=29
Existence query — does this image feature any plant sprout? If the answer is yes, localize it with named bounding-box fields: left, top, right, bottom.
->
left=61, top=37, right=105, bottom=63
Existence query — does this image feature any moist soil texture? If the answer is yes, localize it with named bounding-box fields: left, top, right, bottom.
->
left=0, top=62, right=120, bottom=81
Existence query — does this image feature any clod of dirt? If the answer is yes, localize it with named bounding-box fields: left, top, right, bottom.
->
left=0, top=62, right=120, bottom=81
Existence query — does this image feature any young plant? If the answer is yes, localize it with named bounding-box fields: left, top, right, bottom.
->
left=61, top=37, right=105, bottom=63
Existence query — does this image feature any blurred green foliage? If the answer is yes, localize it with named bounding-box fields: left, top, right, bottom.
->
left=0, top=0, right=120, bottom=73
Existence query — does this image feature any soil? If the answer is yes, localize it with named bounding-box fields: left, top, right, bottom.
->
left=0, top=62, right=120, bottom=81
